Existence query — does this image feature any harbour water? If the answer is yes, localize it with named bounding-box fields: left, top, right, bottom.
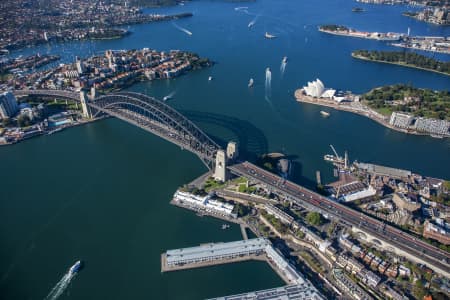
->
left=1, top=0, right=449, bottom=299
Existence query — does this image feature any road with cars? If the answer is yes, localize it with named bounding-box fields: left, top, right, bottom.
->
left=228, top=161, right=450, bottom=277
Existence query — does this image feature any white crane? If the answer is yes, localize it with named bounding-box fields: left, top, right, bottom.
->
left=330, top=144, right=341, bottom=161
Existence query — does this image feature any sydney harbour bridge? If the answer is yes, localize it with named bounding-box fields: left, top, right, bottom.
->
left=13, top=89, right=221, bottom=170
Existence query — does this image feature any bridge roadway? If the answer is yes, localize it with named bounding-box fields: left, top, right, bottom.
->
left=228, top=161, right=450, bottom=276
left=13, top=89, right=80, bottom=101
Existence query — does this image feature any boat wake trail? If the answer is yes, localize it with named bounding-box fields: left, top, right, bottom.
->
left=172, top=22, right=192, bottom=36
left=280, top=61, right=287, bottom=76
left=248, top=15, right=259, bottom=28
left=163, top=91, right=176, bottom=101
left=44, top=271, right=75, bottom=300
left=265, top=67, right=271, bottom=95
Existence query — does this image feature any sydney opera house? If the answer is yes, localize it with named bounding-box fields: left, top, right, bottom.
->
left=302, top=78, right=345, bottom=101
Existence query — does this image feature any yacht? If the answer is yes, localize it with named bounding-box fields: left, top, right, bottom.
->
left=265, top=32, right=276, bottom=39
left=208, top=76, right=213, bottom=81
left=320, top=111, right=330, bottom=117
left=248, top=78, right=254, bottom=87
left=282, top=56, right=288, bottom=64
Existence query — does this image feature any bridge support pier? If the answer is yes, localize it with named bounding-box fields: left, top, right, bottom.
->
left=79, top=91, right=91, bottom=118
left=214, top=150, right=228, bottom=182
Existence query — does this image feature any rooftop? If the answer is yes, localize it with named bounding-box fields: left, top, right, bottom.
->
left=165, top=238, right=270, bottom=265
left=208, top=283, right=325, bottom=300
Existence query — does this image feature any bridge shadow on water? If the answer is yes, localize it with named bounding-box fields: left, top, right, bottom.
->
left=181, top=110, right=317, bottom=190
left=181, top=110, right=269, bottom=162
left=290, top=161, right=318, bottom=191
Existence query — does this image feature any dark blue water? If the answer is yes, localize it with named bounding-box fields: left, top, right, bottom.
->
left=1, top=1, right=449, bottom=299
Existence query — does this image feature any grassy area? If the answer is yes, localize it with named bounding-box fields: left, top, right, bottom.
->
left=204, top=177, right=226, bottom=192
left=260, top=210, right=288, bottom=234
left=231, top=176, right=248, bottom=184
left=372, top=106, right=393, bottom=116
left=238, top=184, right=257, bottom=194
left=298, top=251, right=324, bottom=274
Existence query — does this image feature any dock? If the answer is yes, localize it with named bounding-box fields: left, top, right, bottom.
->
left=161, top=252, right=266, bottom=272
left=161, top=238, right=269, bottom=272
left=240, top=224, right=249, bottom=240
left=160, top=238, right=317, bottom=289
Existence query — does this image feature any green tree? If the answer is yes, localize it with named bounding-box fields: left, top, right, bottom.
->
left=443, top=180, right=450, bottom=191
left=2, top=118, right=11, bottom=127
left=17, top=115, right=31, bottom=127
left=413, top=279, right=427, bottom=299
left=306, top=211, right=323, bottom=226
left=263, top=162, right=273, bottom=170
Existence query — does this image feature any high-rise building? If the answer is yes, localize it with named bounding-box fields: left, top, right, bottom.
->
left=75, top=57, right=84, bottom=74
left=0, top=91, right=19, bottom=119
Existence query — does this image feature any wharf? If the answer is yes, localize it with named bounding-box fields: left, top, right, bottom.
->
left=240, top=224, right=249, bottom=240
left=161, top=253, right=266, bottom=272
left=169, top=198, right=239, bottom=224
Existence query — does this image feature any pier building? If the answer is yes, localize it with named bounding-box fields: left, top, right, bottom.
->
left=208, top=283, right=325, bottom=300
left=163, top=238, right=269, bottom=269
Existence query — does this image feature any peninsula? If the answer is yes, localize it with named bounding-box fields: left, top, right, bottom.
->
left=0, top=48, right=212, bottom=145
left=294, top=80, right=450, bottom=138
left=318, top=24, right=402, bottom=41
left=0, top=0, right=193, bottom=51
left=352, top=50, right=450, bottom=76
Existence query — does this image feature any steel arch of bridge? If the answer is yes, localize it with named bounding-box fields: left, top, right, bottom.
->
left=88, top=92, right=221, bottom=169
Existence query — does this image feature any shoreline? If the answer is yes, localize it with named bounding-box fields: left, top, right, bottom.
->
left=351, top=54, right=450, bottom=77
left=390, top=43, right=450, bottom=55
left=0, top=116, right=107, bottom=147
left=318, top=28, right=399, bottom=41
left=294, top=89, right=448, bottom=139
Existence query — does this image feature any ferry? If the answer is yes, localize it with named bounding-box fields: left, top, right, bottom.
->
left=320, top=111, right=330, bottom=117
left=265, top=32, right=276, bottom=39
left=248, top=78, right=254, bottom=87
left=69, top=260, right=82, bottom=275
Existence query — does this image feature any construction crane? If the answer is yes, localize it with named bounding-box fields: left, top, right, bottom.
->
left=329, top=144, right=342, bottom=161
left=335, top=185, right=342, bottom=199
